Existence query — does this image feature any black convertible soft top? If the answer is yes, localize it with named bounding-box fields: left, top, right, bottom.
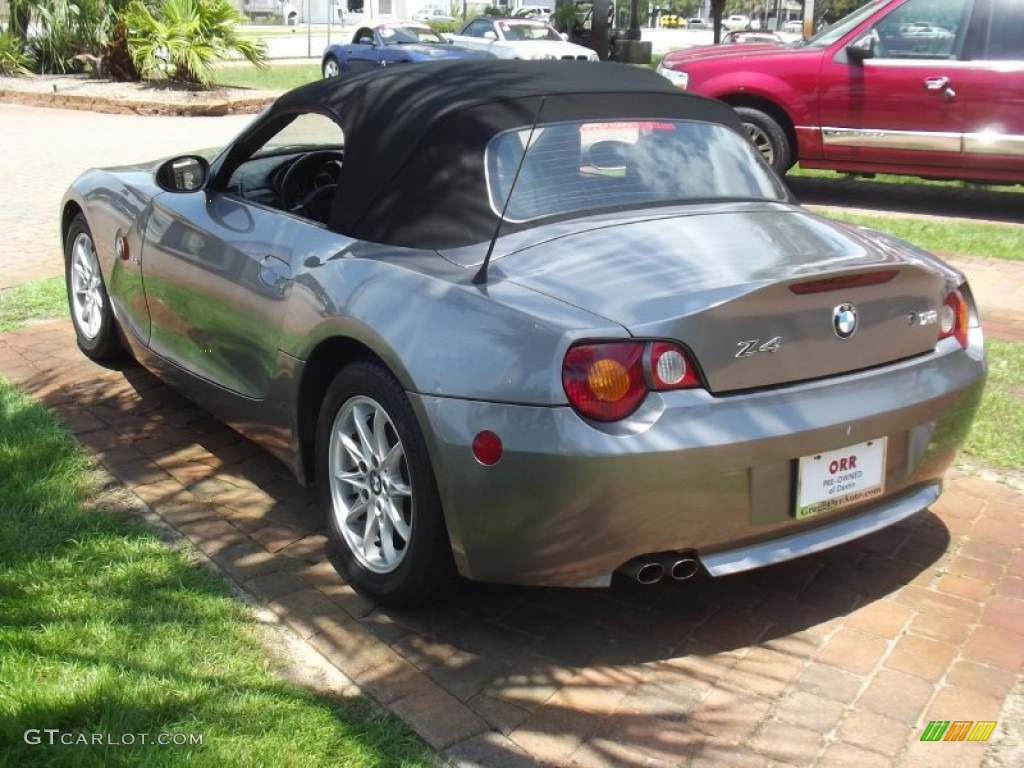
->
left=269, top=60, right=748, bottom=249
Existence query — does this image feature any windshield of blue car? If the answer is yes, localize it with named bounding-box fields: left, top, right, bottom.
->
left=499, top=20, right=563, bottom=41
left=486, top=119, right=788, bottom=222
left=379, top=24, right=446, bottom=44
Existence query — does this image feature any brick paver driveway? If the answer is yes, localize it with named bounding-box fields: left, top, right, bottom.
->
left=1, top=102, right=1022, bottom=767
left=0, top=104, right=252, bottom=289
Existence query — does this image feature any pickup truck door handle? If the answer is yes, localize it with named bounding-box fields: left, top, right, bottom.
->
left=924, top=76, right=956, bottom=100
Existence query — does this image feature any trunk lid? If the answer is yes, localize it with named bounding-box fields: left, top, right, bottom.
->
left=494, top=204, right=955, bottom=393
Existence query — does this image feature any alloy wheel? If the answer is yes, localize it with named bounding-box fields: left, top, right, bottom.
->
left=744, top=121, right=775, bottom=167
left=70, top=231, right=105, bottom=340
left=328, top=395, right=413, bottom=573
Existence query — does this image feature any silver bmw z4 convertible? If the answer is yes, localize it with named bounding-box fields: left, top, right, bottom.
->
left=61, top=60, right=987, bottom=606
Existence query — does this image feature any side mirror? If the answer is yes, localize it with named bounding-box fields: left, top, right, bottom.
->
left=483, top=30, right=497, bottom=40
left=846, top=33, right=876, bottom=62
left=156, top=155, right=209, bottom=192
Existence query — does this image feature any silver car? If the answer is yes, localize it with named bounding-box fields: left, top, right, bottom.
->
left=61, top=60, right=986, bottom=606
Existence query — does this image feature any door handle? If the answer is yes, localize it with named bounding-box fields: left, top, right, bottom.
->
left=923, top=76, right=956, bottom=100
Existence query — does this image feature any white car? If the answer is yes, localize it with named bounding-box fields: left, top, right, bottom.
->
left=782, top=19, right=804, bottom=33
left=900, top=21, right=955, bottom=38
left=412, top=7, right=456, bottom=23
left=513, top=5, right=552, bottom=22
left=449, top=17, right=599, bottom=60
left=724, top=14, right=752, bottom=31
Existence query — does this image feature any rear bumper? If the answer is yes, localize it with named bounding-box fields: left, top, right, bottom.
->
left=410, top=332, right=985, bottom=587
left=701, top=481, right=940, bottom=577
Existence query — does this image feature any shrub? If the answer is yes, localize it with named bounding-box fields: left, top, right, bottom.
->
left=123, top=0, right=268, bottom=85
left=428, top=20, right=462, bottom=34
left=0, top=30, right=32, bottom=75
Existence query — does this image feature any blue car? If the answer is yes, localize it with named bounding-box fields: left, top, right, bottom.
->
left=321, top=22, right=489, bottom=77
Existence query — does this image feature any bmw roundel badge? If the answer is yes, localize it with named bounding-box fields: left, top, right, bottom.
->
left=833, top=303, right=858, bottom=339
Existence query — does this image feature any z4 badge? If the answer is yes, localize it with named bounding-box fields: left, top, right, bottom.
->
left=736, top=336, right=782, bottom=358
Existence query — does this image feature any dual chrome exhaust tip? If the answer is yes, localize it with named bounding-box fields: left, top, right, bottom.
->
left=619, top=551, right=701, bottom=585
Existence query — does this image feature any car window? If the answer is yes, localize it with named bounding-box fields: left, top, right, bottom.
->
left=463, top=20, right=493, bottom=37
left=486, top=119, right=788, bottom=222
left=984, top=0, right=1024, bottom=59
left=259, top=113, right=344, bottom=153
left=870, top=0, right=969, bottom=58
left=378, top=24, right=444, bottom=44
left=500, top=20, right=562, bottom=41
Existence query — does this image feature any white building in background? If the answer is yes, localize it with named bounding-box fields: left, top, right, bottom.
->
left=237, top=0, right=503, bottom=24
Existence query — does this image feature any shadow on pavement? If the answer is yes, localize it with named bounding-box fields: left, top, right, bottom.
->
left=787, top=175, right=1024, bottom=226
left=3, top=324, right=965, bottom=765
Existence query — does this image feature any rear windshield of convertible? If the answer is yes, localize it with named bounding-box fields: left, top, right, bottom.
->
left=486, top=119, right=787, bottom=221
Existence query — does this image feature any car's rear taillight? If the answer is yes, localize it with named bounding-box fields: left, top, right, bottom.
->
left=562, top=341, right=701, bottom=421
left=939, top=289, right=969, bottom=349
left=649, top=341, right=702, bottom=390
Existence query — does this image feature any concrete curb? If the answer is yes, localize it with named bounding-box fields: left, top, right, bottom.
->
left=0, top=86, right=274, bottom=116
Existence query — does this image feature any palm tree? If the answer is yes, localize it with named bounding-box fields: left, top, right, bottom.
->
left=123, top=0, right=268, bottom=86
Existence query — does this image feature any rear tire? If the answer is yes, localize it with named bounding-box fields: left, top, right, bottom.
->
left=735, top=106, right=794, bottom=175
left=316, top=361, right=455, bottom=607
left=65, top=213, right=125, bottom=361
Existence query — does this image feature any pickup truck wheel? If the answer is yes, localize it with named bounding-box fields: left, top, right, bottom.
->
left=735, top=107, right=793, bottom=174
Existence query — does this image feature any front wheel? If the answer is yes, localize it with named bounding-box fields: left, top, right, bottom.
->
left=734, top=106, right=794, bottom=175
left=65, top=214, right=125, bottom=360
left=316, top=361, right=455, bottom=606
left=322, top=56, right=340, bottom=78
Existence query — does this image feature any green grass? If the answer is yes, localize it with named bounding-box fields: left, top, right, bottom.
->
left=214, top=61, right=320, bottom=90
left=816, top=210, right=1024, bottom=263
left=961, top=339, right=1024, bottom=472
left=0, top=378, right=435, bottom=767
left=0, top=276, right=67, bottom=332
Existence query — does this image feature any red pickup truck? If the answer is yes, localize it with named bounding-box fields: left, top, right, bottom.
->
left=657, top=0, right=1024, bottom=185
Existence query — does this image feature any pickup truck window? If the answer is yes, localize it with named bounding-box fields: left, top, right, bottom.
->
left=987, top=0, right=1024, bottom=59
left=805, top=0, right=886, bottom=46
left=869, top=0, right=968, bottom=58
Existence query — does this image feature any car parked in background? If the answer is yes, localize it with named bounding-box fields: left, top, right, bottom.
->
left=686, top=17, right=708, bottom=29
left=782, top=18, right=804, bottom=33
left=412, top=7, right=455, bottom=23
left=723, top=14, right=752, bottom=30
left=512, top=5, right=552, bottom=21
left=321, top=22, right=488, bottom=78
left=657, top=0, right=1024, bottom=185
left=61, top=60, right=986, bottom=606
left=448, top=17, right=599, bottom=60
left=900, top=20, right=954, bottom=38
left=722, top=30, right=785, bottom=44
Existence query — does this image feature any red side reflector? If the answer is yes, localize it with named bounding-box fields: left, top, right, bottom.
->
left=472, top=431, right=503, bottom=466
left=790, top=270, right=899, bottom=295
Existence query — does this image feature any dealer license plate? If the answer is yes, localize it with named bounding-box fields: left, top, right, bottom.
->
left=795, top=438, right=887, bottom=520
